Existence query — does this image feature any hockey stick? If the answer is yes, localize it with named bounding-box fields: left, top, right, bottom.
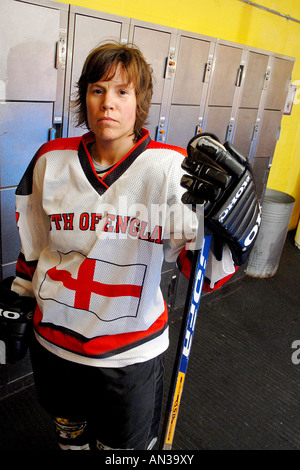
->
left=160, top=208, right=211, bottom=450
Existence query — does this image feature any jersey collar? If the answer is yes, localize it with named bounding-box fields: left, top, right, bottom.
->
left=78, top=129, right=151, bottom=196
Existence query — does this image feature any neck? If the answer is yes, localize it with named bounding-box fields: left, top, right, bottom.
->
left=92, top=137, right=136, bottom=167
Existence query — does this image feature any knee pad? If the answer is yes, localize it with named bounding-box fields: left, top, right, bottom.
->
left=53, top=417, right=90, bottom=450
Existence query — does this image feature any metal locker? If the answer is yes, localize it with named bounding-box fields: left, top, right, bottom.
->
left=147, top=104, right=161, bottom=141
left=233, top=51, right=269, bottom=158
left=129, top=23, right=176, bottom=141
left=251, top=56, right=294, bottom=196
left=171, top=36, right=211, bottom=105
left=208, top=43, right=243, bottom=107
left=1, top=189, right=20, bottom=273
left=66, top=8, right=129, bottom=137
left=0, top=0, right=69, bottom=397
left=264, top=57, right=294, bottom=111
left=0, top=0, right=68, bottom=280
left=0, top=102, right=53, bottom=188
left=166, top=105, right=201, bottom=148
left=167, top=35, right=215, bottom=147
left=203, top=106, right=233, bottom=142
left=252, top=109, right=284, bottom=198
left=131, top=26, right=172, bottom=105
left=203, top=43, right=243, bottom=141
left=239, top=51, right=269, bottom=109
left=0, top=0, right=60, bottom=102
left=255, top=109, right=284, bottom=157
left=129, top=22, right=180, bottom=307
left=233, top=107, right=259, bottom=157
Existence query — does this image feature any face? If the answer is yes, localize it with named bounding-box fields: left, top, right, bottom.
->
left=86, top=64, right=137, bottom=152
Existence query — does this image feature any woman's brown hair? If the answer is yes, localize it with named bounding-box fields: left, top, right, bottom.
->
left=73, top=42, right=153, bottom=141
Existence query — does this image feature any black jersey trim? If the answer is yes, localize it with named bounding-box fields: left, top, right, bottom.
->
left=78, top=131, right=151, bottom=196
left=102, top=133, right=151, bottom=187
left=15, top=151, right=39, bottom=196
left=35, top=320, right=168, bottom=360
left=78, top=141, right=108, bottom=196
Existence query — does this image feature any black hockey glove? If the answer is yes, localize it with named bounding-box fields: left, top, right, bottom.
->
left=181, top=133, right=261, bottom=266
left=0, top=277, right=35, bottom=363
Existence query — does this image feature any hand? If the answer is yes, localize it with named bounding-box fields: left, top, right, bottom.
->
left=0, top=277, right=35, bottom=363
left=181, top=133, right=261, bottom=265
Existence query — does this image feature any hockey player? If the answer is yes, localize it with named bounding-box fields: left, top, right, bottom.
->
left=0, top=42, right=260, bottom=450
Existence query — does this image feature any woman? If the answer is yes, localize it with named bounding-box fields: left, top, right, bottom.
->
left=10, top=41, right=260, bottom=450
left=12, top=42, right=198, bottom=450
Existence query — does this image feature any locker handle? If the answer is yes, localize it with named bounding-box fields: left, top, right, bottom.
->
left=49, top=128, right=56, bottom=141
left=236, top=64, right=244, bottom=87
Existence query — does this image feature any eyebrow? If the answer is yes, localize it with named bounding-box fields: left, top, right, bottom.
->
left=88, top=81, right=134, bottom=91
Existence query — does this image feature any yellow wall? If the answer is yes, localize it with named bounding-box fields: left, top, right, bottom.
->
left=54, top=0, right=300, bottom=229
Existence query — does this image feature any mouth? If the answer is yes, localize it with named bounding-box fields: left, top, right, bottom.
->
left=98, top=117, right=117, bottom=123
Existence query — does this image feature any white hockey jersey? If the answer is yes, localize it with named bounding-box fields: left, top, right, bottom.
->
left=13, top=129, right=201, bottom=367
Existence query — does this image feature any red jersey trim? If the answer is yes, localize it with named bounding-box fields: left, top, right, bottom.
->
left=203, top=267, right=239, bottom=292
left=15, top=252, right=37, bottom=281
left=147, top=139, right=187, bottom=157
left=33, top=302, right=168, bottom=359
left=37, top=136, right=81, bottom=158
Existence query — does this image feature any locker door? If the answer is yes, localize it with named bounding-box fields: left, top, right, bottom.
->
left=166, top=105, right=202, bottom=148
left=67, top=9, right=129, bottom=137
left=0, top=0, right=68, bottom=279
left=0, top=0, right=68, bottom=398
left=204, top=43, right=243, bottom=141
left=253, top=56, right=294, bottom=196
left=233, top=51, right=269, bottom=158
left=209, top=44, right=243, bottom=107
left=0, top=0, right=59, bottom=102
left=264, top=57, right=294, bottom=111
left=255, top=110, right=283, bottom=157
left=239, top=52, right=269, bottom=109
left=132, top=26, right=171, bottom=105
left=252, top=110, right=283, bottom=197
left=167, top=35, right=214, bottom=148
left=130, top=24, right=175, bottom=141
left=232, top=107, right=258, bottom=157
left=204, top=107, right=233, bottom=143
left=129, top=22, right=179, bottom=307
left=255, top=56, right=294, bottom=156
left=172, top=36, right=211, bottom=105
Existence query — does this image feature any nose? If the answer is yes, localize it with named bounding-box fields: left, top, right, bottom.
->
left=101, top=90, right=114, bottom=110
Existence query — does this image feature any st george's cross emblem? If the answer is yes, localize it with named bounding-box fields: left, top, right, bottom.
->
left=38, top=251, right=146, bottom=328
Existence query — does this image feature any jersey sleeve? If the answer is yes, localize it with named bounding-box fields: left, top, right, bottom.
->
left=172, top=151, right=238, bottom=291
left=177, top=242, right=237, bottom=291
left=12, top=146, right=50, bottom=297
left=162, top=152, right=199, bottom=263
